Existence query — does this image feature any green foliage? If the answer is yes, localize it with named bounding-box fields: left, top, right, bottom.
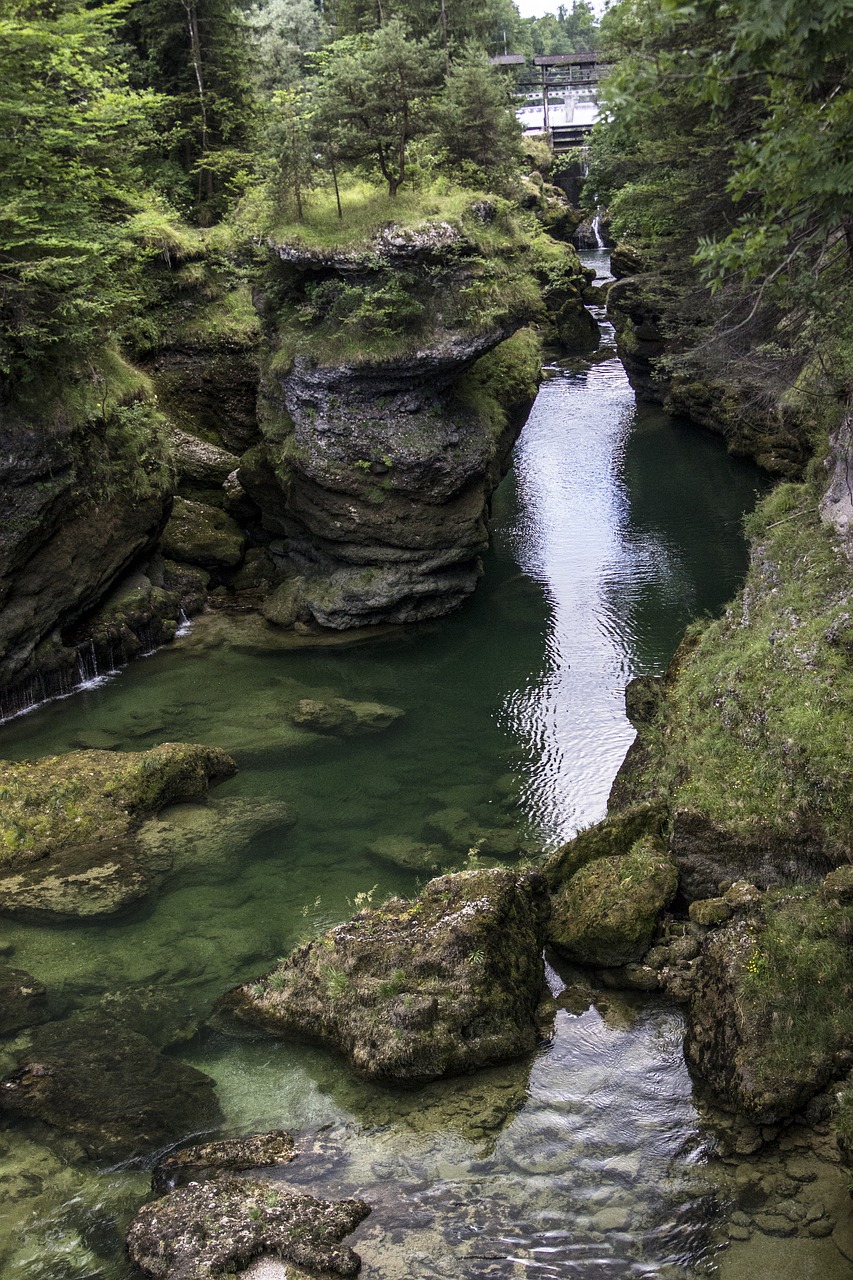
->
left=741, top=888, right=853, bottom=1087
left=433, top=46, right=523, bottom=189
left=310, top=22, right=442, bottom=197
left=0, top=0, right=164, bottom=383
left=642, top=483, right=853, bottom=848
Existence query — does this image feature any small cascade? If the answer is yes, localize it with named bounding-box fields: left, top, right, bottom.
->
left=75, top=638, right=99, bottom=686
left=176, top=608, right=193, bottom=637
left=591, top=210, right=606, bottom=249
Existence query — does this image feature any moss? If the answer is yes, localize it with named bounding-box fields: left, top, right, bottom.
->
left=456, top=327, right=543, bottom=431
left=543, top=802, right=667, bottom=890
left=548, top=834, right=678, bottom=967
left=741, top=888, right=853, bottom=1090
left=635, top=482, right=853, bottom=855
left=0, top=743, right=236, bottom=863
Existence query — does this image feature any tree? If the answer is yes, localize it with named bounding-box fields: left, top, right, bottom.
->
left=249, top=0, right=329, bottom=93
left=268, top=87, right=316, bottom=218
left=0, top=0, right=160, bottom=383
left=121, top=0, right=254, bottom=218
left=312, top=22, right=442, bottom=196
left=435, top=46, right=523, bottom=184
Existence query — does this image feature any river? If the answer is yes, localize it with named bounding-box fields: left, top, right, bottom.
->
left=0, top=252, right=847, bottom=1279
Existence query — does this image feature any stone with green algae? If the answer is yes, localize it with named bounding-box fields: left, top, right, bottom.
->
left=218, top=867, right=550, bottom=1082
left=0, top=742, right=236, bottom=918
left=0, top=1014, right=221, bottom=1160
left=548, top=834, right=678, bottom=967
left=126, top=1179, right=370, bottom=1280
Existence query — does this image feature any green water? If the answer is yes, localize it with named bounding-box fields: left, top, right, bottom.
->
left=2, top=267, right=848, bottom=1278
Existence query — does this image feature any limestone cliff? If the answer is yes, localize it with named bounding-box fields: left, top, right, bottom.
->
left=239, top=206, right=555, bottom=627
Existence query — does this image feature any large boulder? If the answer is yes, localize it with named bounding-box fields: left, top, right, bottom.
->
left=0, top=743, right=236, bottom=918
left=218, top=868, right=551, bottom=1081
left=160, top=496, right=246, bottom=569
left=684, top=890, right=853, bottom=1123
left=0, top=1014, right=221, bottom=1160
left=548, top=835, right=678, bottom=967
left=126, top=1179, right=369, bottom=1280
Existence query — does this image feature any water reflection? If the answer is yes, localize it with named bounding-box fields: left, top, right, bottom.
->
left=493, top=278, right=766, bottom=846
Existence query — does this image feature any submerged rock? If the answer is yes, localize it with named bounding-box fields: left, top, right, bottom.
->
left=0, top=964, right=49, bottom=1034
left=548, top=835, right=678, bottom=967
left=0, top=742, right=236, bottom=918
left=218, top=868, right=550, bottom=1082
left=126, top=1179, right=370, bottom=1279
left=0, top=1014, right=221, bottom=1160
left=152, top=1130, right=296, bottom=1192
left=289, top=697, right=403, bottom=736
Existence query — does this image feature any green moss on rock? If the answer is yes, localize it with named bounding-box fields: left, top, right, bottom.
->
left=218, top=867, right=550, bottom=1082
left=160, top=496, right=246, bottom=569
left=548, top=834, right=678, bottom=967
left=685, top=889, right=853, bottom=1123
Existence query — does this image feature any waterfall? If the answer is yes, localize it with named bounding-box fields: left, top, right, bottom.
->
left=592, top=211, right=605, bottom=250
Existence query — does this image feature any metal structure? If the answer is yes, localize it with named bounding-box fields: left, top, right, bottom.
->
left=490, top=53, right=611, bottom=152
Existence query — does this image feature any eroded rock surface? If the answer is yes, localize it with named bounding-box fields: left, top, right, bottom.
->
left=0, top=1014, right=221, bottom=1159
left=126, top=1179, right=369, bottom=1279
left=219, top=868, right=550, bottom=1081
left=153, top=1130, right=296, bottom=1192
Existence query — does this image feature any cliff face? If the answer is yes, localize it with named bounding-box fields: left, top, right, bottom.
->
left=606, top=253, right=811, bottom=477
left=0, top=381, right=172, bottom=717
left=240, top=209, right=554, bottom=628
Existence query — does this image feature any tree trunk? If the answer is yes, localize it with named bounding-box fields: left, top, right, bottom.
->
left=182, top=0, right=210, bottom=200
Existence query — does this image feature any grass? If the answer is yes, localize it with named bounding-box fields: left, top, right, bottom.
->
left=643, top=480, right=853, bottom=850
left=263, top=180, right=527, bottom=254
left=741, top=886, right=853, bottom=1087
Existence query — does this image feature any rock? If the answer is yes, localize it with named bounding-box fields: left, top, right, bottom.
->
left=289, top=697, right=403, bottom=736
left=260, top=578, right=308, bottom=628
left=0, top=840, right=154, bottom=918
left=160, top=496, right=246, bottom=569
left=0, top=1014, right=221, bottom=1160
left=820, top=405, right=853, bottom=552
left=609, top=244, right=644, bottom=279
left=684, top=903, right=853, bottom=1124
left=724, top=881, right=764, bottom=909
left=126, top=1179, right=370, bottom=1279
left=171, top=428, right=240, bottom=506
left=0, top=743, right=236, bottom=918
left=549, top=835, right=678, bottom=967
left=624, top=674, right=661, bottom=727
left=0, top=399, right=169, bottom=717
left=218, top=868, right=551, bottom=1082
left=152, top=1131, right=296, bottom=1193
left=366, top=836, right=447, bottom=873
left=670, top=807, right=830, bottom=902
left=543, top=802, right=666, bottom=890
left=0, top=965, right=49, bottom=1034
left=688, top=897, right=734, bottom=927
left=136, top=796, right=295, bottom=878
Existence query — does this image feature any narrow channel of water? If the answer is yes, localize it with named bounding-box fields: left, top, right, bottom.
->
left=0, top=253, right=800, bottom=1279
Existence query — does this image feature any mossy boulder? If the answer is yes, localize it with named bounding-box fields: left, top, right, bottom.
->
left=543, top=802, right=666, bottom=891
left=160, top=496, right=245, bottom=568
left=0, top=742, right=236, bottom=917
left=126, top=1179, right=370, bottom=1280
left=548, top=835, right=678, bottom=967
left=171, top=428, right=240, bottom=508
left=218, top=867, right=551, bottom=1082
left=684, top=891, right=853, bottom=1123
left=289, top=697, right=403, bottom=735
left=0, top=1014, right=221, bottom=1160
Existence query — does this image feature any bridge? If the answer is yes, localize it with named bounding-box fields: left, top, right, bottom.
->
left=490, top=53, right=610, bottom=153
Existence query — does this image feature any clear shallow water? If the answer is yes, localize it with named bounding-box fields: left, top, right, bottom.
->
left=0, top=254, right=784, bottom=1277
